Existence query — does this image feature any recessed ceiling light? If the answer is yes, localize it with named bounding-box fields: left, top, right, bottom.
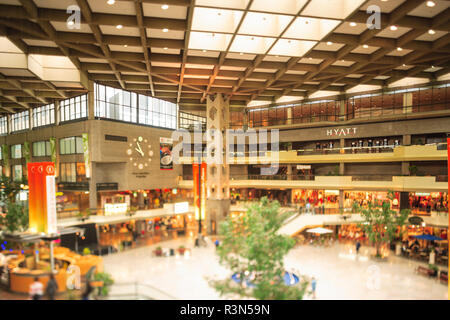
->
left=309, top=57, right=312, bottom=60
left=116, top=24, right=123, bottom=29
left=363, top=44, right=369, bottom=48
left=428, top=29, right=435, bottom=35
left=124, top=44, right=128, bottom=48
left=397, top=47, right=403, bottom=51
left=163, top=28, right=169, bottom=32
left=161, top=4, right=169, bottom=10
left=202, top=49, right=207, bottom=53
left=107, top=0, right=115, bottom=5
left=426, top=1, right=435, bottom=7
left=390, top=25, right=398, bottom=31
left=68, top=20, right=74, bottom=26
left=402, top=64, right=406, bottom=67
left=164, top=47, right=168, bottom=50
left=327, top=41, right=333, bottom=45
left=349, top=22, right=357, bottom=27
left=239, top=52, right=244, bottom=55
left=431, top=65, right=435, bottom=68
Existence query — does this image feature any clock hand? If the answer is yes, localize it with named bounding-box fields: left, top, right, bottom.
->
left=136, top=142, right=144, bottom=156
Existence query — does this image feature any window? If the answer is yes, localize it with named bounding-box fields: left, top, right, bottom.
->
left=33, top=141, right=51, bottom=157
left=11, top=144, right=22, bottom=159
left=33, top=104, right=55, bottom=127
left=10, top=111, right=29, bottom=132
left=0, top=116, right=7, bottom=135
left=12, top=165, right=23, bottom=181
left=179, top=112, right=205, bottom=131
left=60, top=95, right=88, bottom=122
left=60, top=162, right=86, bottom=182
left=95, top=83, right=137, bottom=123
left=59, top=137, right=83, bottom=155
left=94, top=83, right=177, bottom=129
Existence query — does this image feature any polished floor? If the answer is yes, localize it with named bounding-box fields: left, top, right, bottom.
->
left=103, top=237, right=448, bottom=300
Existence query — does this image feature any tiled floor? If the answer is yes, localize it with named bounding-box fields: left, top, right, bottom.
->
left=103, top=236, right=448, bottom=300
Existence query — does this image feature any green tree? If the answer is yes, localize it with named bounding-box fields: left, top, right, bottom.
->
left=210, top=197, right=308, bottom=300
left=0, top=201, right=29, bottom=233
left=356, top=191, right=409, bottom=258
left=0, top=174, right=27, bottom=203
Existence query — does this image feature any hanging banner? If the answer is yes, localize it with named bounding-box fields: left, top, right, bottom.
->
left=49, top=138, right=57, bottom=164
left=23, top=141, right=31, bottom=164
left=28, top=162, right=57, bottom=234
left=82, top=133, right=91, bottom=178
left=2, top=144, right=9, bottom=167
left=193, top=162, right=207, bottom=220
left=160, top=137, right=173, bottom=170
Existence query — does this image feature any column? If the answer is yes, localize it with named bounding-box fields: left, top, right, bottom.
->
left=88, top=162, right=98, bottom=212
left=340, top=138, right=345, bottom=154
left=287, top=165, right=292, bottom=180
left=286, top=107, right=292, bottom=125
left=339, top=162, right=345, bottom=175
left=87, top=80, right=95, bottom=120
left=403, top=134, right=411, bottom=146
left=339, top=190, right=344, bottom=212
left=205, top=94, right=230, bottom=235
left=339, top=99, right=346, bottom=121
left=54, top=100, right=61, bottom=126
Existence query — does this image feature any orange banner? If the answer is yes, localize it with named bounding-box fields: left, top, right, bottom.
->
left=193, top=162, right=207, bottom=220
left=27, top=162, right=56, bottom=234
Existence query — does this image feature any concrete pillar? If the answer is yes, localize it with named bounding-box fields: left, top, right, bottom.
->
left=403, top=134, right=411, bottom=146
left=340, top=138, right=345, bottom=154
left=87, top=80, right=95, bottom=120
left=88, top=162, right=98, bottom=212
left=28, top=108, right=33, bottom=130
left=402, top=162, right=410, bottom=176
left=54, top=100, right=61, bottom=126
left=287, top=165, right=292, bottom=180
left=339, top=100, right=346, bottom=121
left=137, top=191, right=144, bottom=209
left=286, top=107, right=292, bottom=125
left=400, top=192, right=410, bottom=210
left=339, top=162, right=345, bottom=175
left=339, top=190, right=344, bottom=211
left=205, top=93, right=231, bottom=235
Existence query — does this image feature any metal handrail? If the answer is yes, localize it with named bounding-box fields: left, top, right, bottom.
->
left=106, top=281, right=178, bottom=300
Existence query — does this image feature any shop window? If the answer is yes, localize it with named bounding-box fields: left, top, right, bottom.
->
left=12, top=165, right=23, bottom=181
left=0, top=116, right=7, bottom=135
left=60, top=137, right=83, bottom=155
left=33, top=141, right=51, bottom=157
left=60, top=162, right=86, bottom=183
left=11, top=144, right=22, bottom=159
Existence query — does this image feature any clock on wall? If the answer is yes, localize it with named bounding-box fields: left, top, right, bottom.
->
left=127, top=136, right=154, bottom=170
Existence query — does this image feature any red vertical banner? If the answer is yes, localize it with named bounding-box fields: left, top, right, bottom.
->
left=27, top=162, right=56, bottom=234
left=193, top=162, right=207, bottom=220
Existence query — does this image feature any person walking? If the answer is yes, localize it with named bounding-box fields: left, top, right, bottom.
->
left=356, top=241, right=361, bottom=254
left=45, top=273, right=59, bottom=300
left=29, top=277, right=44, bottom=300
left=311, top=277, right=317, bottom=299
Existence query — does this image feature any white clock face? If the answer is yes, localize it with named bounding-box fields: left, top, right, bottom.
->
left=127, top=136, right=153, bottom=170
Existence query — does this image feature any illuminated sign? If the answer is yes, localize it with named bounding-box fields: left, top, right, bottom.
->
left=326, top=127, right=357, bottom=137
left=104, top=203, right=128, bottom=216
left=28, top=162, right=57, bottom=234
left=174, top=202, right=189, bottom=214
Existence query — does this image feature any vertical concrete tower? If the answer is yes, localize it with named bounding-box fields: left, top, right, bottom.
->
left=205, top=93, right=230, bottom=234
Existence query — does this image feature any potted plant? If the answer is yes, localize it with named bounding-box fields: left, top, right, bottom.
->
left=93, top=272, right=114, bottom=298
left=83, top=247, right=91, bottom=256
left=428, top=264, right=438, bottom=277
left=178, top=245, right=186, bottom=255
left=154, top=246, right=163, bottom=257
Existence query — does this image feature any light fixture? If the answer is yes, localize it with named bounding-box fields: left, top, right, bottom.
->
left=68, top=20, right=74, bottom=26
left=431, top=65, right=435, bottom=68
left=397, top=47, right=403, bottom=51
left=239, top=52, right=244, bottom=55
left=349, top=22, right=357, bottom=27
left=402, top=63, right=406, bottom=67
left=124, top=44, right=128, bottom=48
left=326, top=41, right=333, bottom=45
left=426, top=1, right=435, bottom=7
left=161, top=4, right=169, bottom=10
left=363, top=44, right=369, bottom=48
left=107, top=0, right=115, bottom=5
left=164, top=47, right=168, bottom=50
left=390, top=25, right=398, bottom=31
left=202, top=49, right=207, bottom=53
left=116, top=24, right=123, bottom=29
left=163, top=28, right=169, bottom=32
left=428, top=29, right=435, bottom=35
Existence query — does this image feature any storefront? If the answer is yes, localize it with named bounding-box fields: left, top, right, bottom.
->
left=292, top=189, right=340, bottom=213
left=56, top=191, right=89, bottom=218
left=343, top=191, right=400, bottom=210
left=409, top=192, right=448, bottom=215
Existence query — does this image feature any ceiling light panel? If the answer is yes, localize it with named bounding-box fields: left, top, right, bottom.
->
left=189, top=32, right=233, bottom=51
left=334, top=22, right=368, bottom=35
left=376, top=26, right=412, bottom=38
left=386, top=48, right=412, bottom=56
left=331, top=60, right=354, bottom=66
left=87, top=0, right=136, bottom=14
left=269, top=39, right=317, bottom=57
left=263, top=55, right=290, bottom=62
left=151, top=48, right=181, bottom=55
left=250, top=0, right=309, bottom=14
left=416, top=30, right=447, bottom=41
left=301, top=0, right=366, bottom=19
left=408, top=1, right=450, bottom=18
left=147, top=28, right=185, bottom=39
left=50, top=21, right=92, bottom=33
left=238, top=12, right=293, bottom=37
left=351, top=45, right=379, bottom=54
left=109, top=45, right=143, bottom=53
left=100, top=25, right=140, bottom=36
left=314, top=42, right=345, bottom=51
left=187, top=50, right=221, bottom=58
left=360, top=0, right=406, bottom=13
left=229, top=35, right=276, bottom=54
left=142, top=3, right=187, bottom=19
left=283, top=17, right=340, bottom=41
left=299, top=58, right=323, bottom=64
left=195, top=0, right=250, bottom=10
left=33, top=0, right=78, bottom=10
left=191, top=7, right=243, bottom=33
left=226, top=52, right=256, bottom=60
